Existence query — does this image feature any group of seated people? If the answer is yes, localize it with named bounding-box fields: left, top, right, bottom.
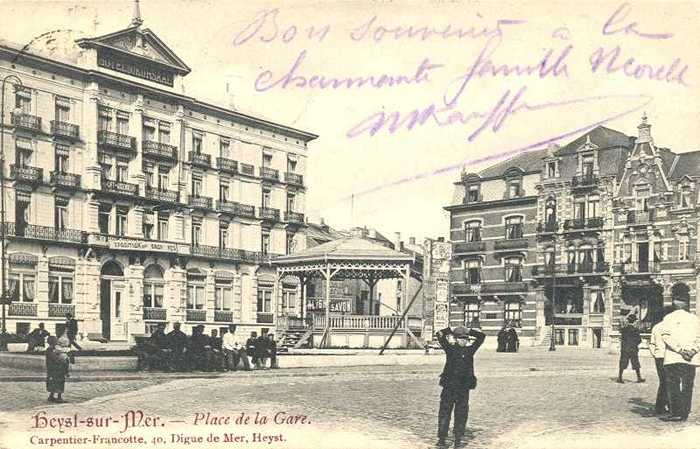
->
left=135, top=322, right=279, bottom=372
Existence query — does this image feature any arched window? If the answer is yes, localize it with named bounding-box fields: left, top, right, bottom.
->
left=464, top=220, right=481, bottom=242
left=545, top=198, right=557, bottom=226
left=101, top=260, right=123, bottom=277
left=143, top=264, right=164, bottom=309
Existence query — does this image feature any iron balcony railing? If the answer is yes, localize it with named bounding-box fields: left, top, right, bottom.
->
left=538, top=221, right=558, bottom=233
left=240, top=249, right=263, bottom=263
left=627, top=210, right=655, bottom=224
left=191, top=244, right=242, bottom=261
left=145, top=187, right=179, bottom=203
left=285, top=172, right=303, bottom=186
left=572, top=174, right=598, bottom=188
left=532, top=262, right=609, bottom=277
left=10, top=165, right=43, bottom=184
left=214, top=310, right=234, bottom=322
left=143, top=307, right=167, bottom=321
left=564, top=217, right=603, bottom=230
left=188, top=151, right=211, bottom=168
left=235, top=203, right=256, bottom=219
left=102, top=178, right=139, bottom=196
left=49, top=303, right=75, bottom=318
left=620, top=261, right=661, bottom=274
left=5, top=222, right=84, bottom=244
left=256, top=312, right=274, bottom=324
left=216, top=157, right=238, bottom=174
left=494, top=238, right=528, bottom=251
left=8, top=302, right=37, bottom=317
left=188, top=195, right=212, bottom=209
left=260, top=207, right=280, bottom=221
left=285, top=211, right=305, bottom=224
left=97, top=130, right=136, bottom=152
left=186, top=309, right=206, bottom=322
left=239, top=163, right=255, bottom=176
left=216, top=200, right=237, bottom=214
left=11, top=113, right=42, bottom=132
left=51, top=121, right=79, bottom=140
left=50, top=171, right=80, bottom=189
left=143, top=140, right=177, bottom=161
left=453, top=241, right=486, bottom=253
left=260, top=166, right=279, bottom=181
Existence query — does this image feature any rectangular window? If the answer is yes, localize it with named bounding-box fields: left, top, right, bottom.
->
left=587, top=199, right=599, bottom=218
left=143, top=123, right=156, bottom=142
left=547, top=161, right=557, bottom=178
left=116, top=161, right=129, bottom=182
left=192, top=221, right=202, bottom=246
left=220, top=139, right=230, bottom=159
left=187, top=284, right=205, bottom=309
left=55, top=148, right=69, bottom=173
left=287, top=194, right=295, bottom=212
left=636, top=189, right=650, bottom=212
left=219, top=183, right=229, bottom=202
left=192, top=177, right=203, bottom=197
left=582, top=158, right=594, bottom=177
left=504, top=257, right=522, bottom=282
left=464, top=302, right=480, bottom=327
left=158, top=123, right=170, bottom=144
left=679, top=240, right=689, bottom=261
left=554, top=329, right=565, bottom=345
left=143, top=283, right=164, bottom=308
left=49, top=273, right=74, bottom=304
left=287, top=159, right=297, bottom=173
left=262, top=189, right=271, bottom=208
left=9, top=272, right=35, bottom=302
left=575, top=200, right=586, bottom=220
left=15, top=89, right=31, bottom=113
left=504, top=301, right=522, bottom=326
left=116, top=207, right=128, bottom=236
left=568, top=329, right=579, bottom=346
left=98, top=113, right=112, bottom=132
left=465, top=260, right=481, bottom=285
left=158, top=169, right=169, bottom=190
left=262, top=233, right=270, bottom=255
left=158, top=215, right=168, bottom=240
left=591, top=290, right=605, bottom=313
left=54, top=197, right=68, bottom=230
left=98, top=204, right=111, bottom=234
left=219, top=223, right=228, bottom=249
left=464, top=222, right=481, bottom=242
left=283, top=290, right=296, bottom=309
left=192, top=133, right=202, bottom=153
left=144, top=164, right=154, bottom=189
left=143, top=215, right=154, bottom=240
left=55, top=98, right=70, bottom=122
left=215, top=283, right=232, bottom=311
left=467, top=185, right=480, bottom=203
left=116, top=113, right=129, bottom=135
left=263, top=153, right=272, bottom=168
left=257, top=289, right=273, bottom=313
left=286, top=234, right=295, bottom=254
left=508, top=181, right=521, bottom=198
left=505, top=217, right=523, bottom=239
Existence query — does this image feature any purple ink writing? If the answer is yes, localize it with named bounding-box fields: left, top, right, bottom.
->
left=589, top=46, right=689, bottom=86
left=602, top=3, right=674, bottom=40
left=232, top=9, right=330, bottom=46
left=349, top=14, right=526, bottom=42
left=254, top=50, right=442, bottom=91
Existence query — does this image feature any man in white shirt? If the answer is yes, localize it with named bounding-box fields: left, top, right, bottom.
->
left=660, top=298, right=700, bottom=421
left=222, top=324, right=252, bottom=371
left=648, top=306, right=675, bottom=415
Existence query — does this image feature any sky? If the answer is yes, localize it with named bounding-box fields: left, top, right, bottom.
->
left=1, top=0, right=698, bottom=242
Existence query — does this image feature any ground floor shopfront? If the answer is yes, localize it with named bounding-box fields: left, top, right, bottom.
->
left=2, top=238, right=294, bottom=342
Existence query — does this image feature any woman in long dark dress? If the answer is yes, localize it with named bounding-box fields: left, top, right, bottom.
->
left=496, top=326, right=507, bottom=352
left=46, top=336, right=69, bottom=403
left=505, top=326, right=520, bottom=352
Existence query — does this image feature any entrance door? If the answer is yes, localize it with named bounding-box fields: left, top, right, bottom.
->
left=110, top=281, right=126, bottom=340
left=638, top=242, right=649, bottom=272
left=100, top=279, right=111, bottom=339
left=592, top=328, right=602, bottom=349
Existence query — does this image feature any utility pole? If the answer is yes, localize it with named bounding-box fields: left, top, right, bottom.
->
left=0, top=74, right=24, bottom=351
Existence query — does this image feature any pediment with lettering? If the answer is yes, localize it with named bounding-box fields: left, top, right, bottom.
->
left=76, top=26, right=191, bottom=83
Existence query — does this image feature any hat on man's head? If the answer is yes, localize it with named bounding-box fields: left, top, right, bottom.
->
left=626, top=314, right=637, bottom=324
left=453, top=326, right=469, bottom=338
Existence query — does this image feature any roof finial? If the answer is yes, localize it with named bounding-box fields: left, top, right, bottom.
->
left=131, top=0, right=143, bottom=27
left=641, top=111, right=648, bottom=125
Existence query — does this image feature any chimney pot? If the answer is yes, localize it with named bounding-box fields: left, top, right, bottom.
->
left=437, top=237, right=445, bottom=242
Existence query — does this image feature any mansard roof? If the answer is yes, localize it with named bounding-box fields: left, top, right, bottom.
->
left=477, top=149, right=548, bottom=179
left=557, top=126, right=632, bottom=155
left=668, top=150, right=700, bottom=180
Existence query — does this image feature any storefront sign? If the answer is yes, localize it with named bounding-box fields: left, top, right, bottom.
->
left=98, top=49, right=174, bottom=87
left=109, top=238, right=190, bottom=254
left=436, top=279, right=449, bottom=303
left=434, top=303, right=449, bottom=330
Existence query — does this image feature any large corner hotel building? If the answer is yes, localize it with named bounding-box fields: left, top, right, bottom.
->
left=0, top=15, right=316, bottom=340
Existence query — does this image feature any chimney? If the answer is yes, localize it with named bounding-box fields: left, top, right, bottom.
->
left=393, top=232, right=401, bottom=251
left=437, top=237, right=445, bottom=242
left=225, top=82, right=237, bottom=111
left=409, top=237, right=416, bottom=246
left=369, top=229, right=377, bottom=239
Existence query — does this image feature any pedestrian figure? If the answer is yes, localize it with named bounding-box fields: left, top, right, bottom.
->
left=188, top=325, right=209, bottom=371
left=209, top=329, right=226, bottom=372
left=659, top=297, right=700, bottom=421
left=246, top=332, right=259, bottom=369
left=222, top=325, right=240, bottom=371
left=256, top=331, right=269, bottom=369
left=617, top=314, right=645, bottom=383
left=435, top=326, right=486, bottom=446
left=167, top=322, right=188, bottom=371
left=27, top=323, right=50, bottom=352
left=267, top=333, right=279, bottom=369
left=64, top=313, right=82, bottom=351
left=649, top=305, right=676, bottom=415
left=504, top=324, right=519, bottom=353
left=45, top=336, right=69, bottom=403
left=496, top=325, right=507, bottom=353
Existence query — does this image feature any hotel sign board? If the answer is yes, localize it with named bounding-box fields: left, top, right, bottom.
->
left=108, top=238, right=190, bottom=255
left=97, top=49, right=174, bottom=87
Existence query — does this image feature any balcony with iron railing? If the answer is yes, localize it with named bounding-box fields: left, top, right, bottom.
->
left=49, top=303, right=75, bottom=318
left=572, top=173, right=598, bottom=189
left=260, top=207, right=280, bottom=221
left=627, top=209, right=655, bottom=224
left=216, top=157, right=238, bottom=174
left=8, top=302, right=37, bottom=317
left=564, top=217, right=603, bottom=231
left=188, top=195, right=212, bottom=209
left=102, top=177, right=139, bottom=196
left=5, top=222, right=84, bottom=244
left=240, top=249, right=263, bottom=263
left=11, top=165, right=43, bottom=184
left=145, top=187, right=179, bottom=203
left=494, top=237, right=528, bottom=251
left=143, top=140, right=177, bottom=161
left=537, top=221, right=558, bottom=234
left=11, top=112, right=42, bottom=132
left=97, top=130, right=136, bottom=152
left=215, top=310, right=234, bottom=322
left=50, top=171, right=80, bottom=189
left=285, top=172, right=303, bottom=186
left=188, top=151, right=211, bottom=168
left=619, top=260, right=661, bottom=275
left=257, top=312, right=274, bottom=324
left=235, top=203, right=257, bottom=219
left=191, top=244, right=242, bottom=261
left=51, top=120, right=79, bottom=140
left=260, top=167, right=280, bottom=181
left=453, top=240, right=486, bottom=253
left=532, top=261, right=609, bottom=277
left=239, top=163, right=255, bottom=176
left=143, top=307, right=167, bottom=321
left=285, top=211, right=305, bottom=224
left=186, top=309, right=206, bottom=322
left=216, top=200, right=237, bottom=215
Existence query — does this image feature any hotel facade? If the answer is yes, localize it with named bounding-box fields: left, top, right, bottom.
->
left=0, top=14, right=316, bottom=341
left=446, top=119, right=700, bottom=348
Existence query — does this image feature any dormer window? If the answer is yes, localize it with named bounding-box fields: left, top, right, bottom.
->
left=508, top=181, right=521, bottom=198
left=635, top=188, right=650, bottom=212
left=547, top=161, right=557, bottom=178
left=467, top=184, right=480, bottom=203
left=582, top=155, right=594, bottom=177
left=680, top=187, right=692, bottom=208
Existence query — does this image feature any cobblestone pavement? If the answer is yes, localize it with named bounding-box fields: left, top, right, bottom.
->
left=1, top=350, right=698, bottom=449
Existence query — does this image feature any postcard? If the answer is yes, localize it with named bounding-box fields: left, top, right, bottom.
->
left=0, top=1, right=698, bottom=448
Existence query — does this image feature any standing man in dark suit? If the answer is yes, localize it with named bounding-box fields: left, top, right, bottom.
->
left=64, top=313, right=82, bottom=351
left=436, top=325, right=486, bottom=446
left=617, top=314, right=645, bottom=383
left=167, top=322, right=189, bottom=371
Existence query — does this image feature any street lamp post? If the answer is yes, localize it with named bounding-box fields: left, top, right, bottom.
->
left=0, top=74, right=23, bottom=351
left=549, top=220, right=558, bottom=352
